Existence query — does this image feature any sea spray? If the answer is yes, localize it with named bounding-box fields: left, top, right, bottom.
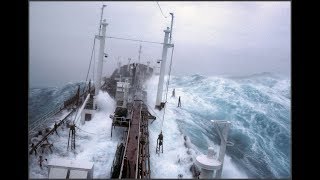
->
left=28, top=73, right=290, bottom=178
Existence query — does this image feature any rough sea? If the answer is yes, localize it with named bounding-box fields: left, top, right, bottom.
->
left=28, top=72, right=290, bottom=178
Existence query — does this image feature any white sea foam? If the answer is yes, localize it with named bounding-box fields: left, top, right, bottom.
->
left=29, top=91, right=117, bottom=178
left=146, top=75, right=248, bottom=178
left=29, top=72, right=289, bottom=178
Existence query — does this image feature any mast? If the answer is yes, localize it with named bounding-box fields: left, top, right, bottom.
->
left=117, top=56, right=121, bottom=74
left=98, top=5, right=107, bottom=36
left=169, top=13, right=174, bottom=44
left=94, top=5, right=108, bottom=109
left=138, top=44, right=142, bottom=64
left=127, top=58, right=132, bottom=76
left=95, top=19, right=108, bottom=97
left=155, top=27, right=171, bottom=108
left=155, top=12, right=174, bottom=109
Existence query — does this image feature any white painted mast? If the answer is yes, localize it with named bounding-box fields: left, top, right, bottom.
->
left=155, top=27, right=171, bottom=108
left=98, top=5, right=107, bottom=36
left=95, top=19, right=108, bottom=97
left=94, top=5, right=108, bottom=109
left=80, top=5, right=107, bottom=123
left=169, top=13, right=174, bottom=44
left=155, top=12, right=174, bottom=109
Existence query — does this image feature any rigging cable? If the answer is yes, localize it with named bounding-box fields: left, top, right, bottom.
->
left=84, top=37, right=97, bottom=93
left=106, top=36, right=163, bottom=45
left=160, top=45, right=175, bottom=131
left=156, top=1, right=167, bottom=19
left=164, top=46, right=175, bottom=103
left=29, top=104, right=64, bottom=134
left=29, top=103, right=60, bottom=126
left=92, top=39, right=96, bottom=83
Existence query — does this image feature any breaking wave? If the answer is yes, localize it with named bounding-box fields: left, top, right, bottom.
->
left=146, top=72, right=290, bottom=178
left=28, top=72, right=290, bottom=178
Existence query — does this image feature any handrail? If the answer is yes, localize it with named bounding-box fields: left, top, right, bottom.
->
left=73, top=93, right=90, bottom=125
left=29, top=86, right=89, bottom=134
left=118, top=108, right=133, bottom=179
left=29, top=104, right=62, bottom=128
left=135, top=102, right=142, bottom=178
left=29, top=104, right=64, bottom=134
left=29, top=109, right=75, bottom=154
left=110, top=142, right=121, bottom=177
left=29, top=107, right=59, bottom=127
left=29, top=89, right=79, bottom=130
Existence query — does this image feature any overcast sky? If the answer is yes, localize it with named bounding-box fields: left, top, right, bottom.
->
left=29, top=1, right=290, bottom=87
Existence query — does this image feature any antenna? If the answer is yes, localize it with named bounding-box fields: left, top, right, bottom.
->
left=127, top=58, right=132, bottom=73
left=117, top=57, right=121, bottom=74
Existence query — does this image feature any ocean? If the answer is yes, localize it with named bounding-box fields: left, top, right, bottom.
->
left=28, top=72, right=290, bottom=178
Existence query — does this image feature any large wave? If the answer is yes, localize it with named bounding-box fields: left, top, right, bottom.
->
left=29, top=82, right=86, bottom=123
left=146, top=73, right=290, bottom=178
left=28, top=72, right=290, bottom=178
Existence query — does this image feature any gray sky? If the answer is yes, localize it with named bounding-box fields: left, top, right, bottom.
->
left=30, top=1, right=290, bottom=87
